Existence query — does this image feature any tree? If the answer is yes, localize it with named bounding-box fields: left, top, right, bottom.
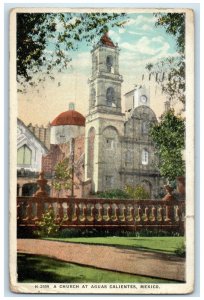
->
left=150, top=109, right=185, bottom=181
left=145, top=13, right=185, bottom=106
left=154, top=13, right=185, bottom=53
left=52, top=157, right=73, bottom=197
left=17, top=12, right=127, bottom=89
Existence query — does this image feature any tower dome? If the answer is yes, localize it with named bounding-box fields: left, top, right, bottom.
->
left=51, top=110, right=85, bottom=127
left=50, top=109, right=85, bottom=144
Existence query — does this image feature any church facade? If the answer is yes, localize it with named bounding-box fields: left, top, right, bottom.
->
left=85, top=33, right=163, bottom=198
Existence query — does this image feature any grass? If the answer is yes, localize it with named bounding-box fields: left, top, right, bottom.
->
left=17, top=253, right=176, bottom=283
left=45, top=236, right=184, bottom=254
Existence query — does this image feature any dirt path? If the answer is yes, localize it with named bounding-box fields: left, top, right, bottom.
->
left=17, top=239, right=185, bottom=282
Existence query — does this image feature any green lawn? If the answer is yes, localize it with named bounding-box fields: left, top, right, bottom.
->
left=17, top=253, right=175, bottom=283
left=45, top=236, right=184, bottom=254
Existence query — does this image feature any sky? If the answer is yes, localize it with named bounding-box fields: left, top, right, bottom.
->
left=18, top=13, right=180, bottom=126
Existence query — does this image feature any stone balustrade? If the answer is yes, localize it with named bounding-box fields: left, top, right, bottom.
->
left=17, top=197, right=185, bottom=233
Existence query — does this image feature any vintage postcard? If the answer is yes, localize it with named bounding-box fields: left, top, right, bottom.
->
left=10, top=7, right=194, bottom=294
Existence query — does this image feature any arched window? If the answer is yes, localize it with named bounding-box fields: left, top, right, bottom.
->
left=106, top=55, right=113, bottom=72
left=142, top=149, right=149, bottom=165
left=17, top=145, right=32, bottom=165
left=106, top=87, right=115, bottom=106
left=142, top=121, right=149, bottom=134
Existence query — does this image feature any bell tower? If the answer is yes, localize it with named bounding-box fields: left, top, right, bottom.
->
left=88, top=32, right=123, bottom=114
left=85, top=32, right=125, bottom=192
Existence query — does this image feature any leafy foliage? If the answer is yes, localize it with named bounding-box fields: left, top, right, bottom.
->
left=174, top=240, right=186, bottom=257
left=150, top=109, right=185, bottom=181
left=17, top=12, right=127, bottom=89
left=34, top=208, right=60, bottom=237
left=154, top=13, right=185, bottom=53
left=52, top=158, right=72, bottom=195
left=95, top=186, right=150, bottom=200
left=56, top=227, right=181, bottom=238
left=145, top=56, right=185, bottom=105
left=146, top=13, right=185, bottom=106
left=95, top=189, right=129, bottom=199
left=124, top=185, right=150, bottom=200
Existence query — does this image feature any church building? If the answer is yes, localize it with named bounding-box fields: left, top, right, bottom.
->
left=85, top=33, right=163, bottom=197
left=17, top=33, right=164, bottom=199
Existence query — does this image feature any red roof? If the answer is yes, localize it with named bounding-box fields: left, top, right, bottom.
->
left=100, top=32, right=116, bottom=48
left=51, top=110, right=85, bottom=127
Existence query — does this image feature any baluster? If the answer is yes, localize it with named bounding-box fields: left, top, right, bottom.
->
left=164, top=205, right=171, bottom=222
left=83, top=203, right=87, bottom=222
left=161, top=206, right=165, bottom=222
left=115, top=204, right=119, bottom=222
left=157, top=206, right=162, bottom=222
left=72, top=203, right=78, bottom=222
left=133, top=205, right=137, bottom=222
left=174, top=205, right=179, bottom=222
left=111, top=204, right=118, bottom=222
left=96, top=204, right=102, bottom=222
left=137, top=206, right=143, bottom=222
left=87, top=203, right=94, bottom=222
left=67, top=203, right=72, bottom=222
left=179, top=203, right=185, bottom=234
left=143, top=206, right=149, bottom=222
left=23, top=200, right=32, bottom=223
left=62, top=202, right=68, bottom=222
left=126, top=205, right=133, bottom=222
left=103, top=204, right=110, bottom=222
left=31, top=201, right=37, bottom=221
left=79, top=203, right=86, bottom=222
left=177, top=205, right=183, bottom=222
left=151, top=206, right=156, bottom=222
left=118, top=204, right=126, bottom=222
left=92, top=204, right=97, bottom=222
left=56, top=202, right=64, bottom=224
left=53, top=202, right=58, bottom=222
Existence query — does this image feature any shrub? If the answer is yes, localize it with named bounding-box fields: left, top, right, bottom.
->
left=34, top=208, right=60, bottom=238
left=175, top=241, right=186, bottom=257
left=95, top=189, right=129, bottom=199
left=57, top=227, right=181, bottom=238
left=124, top=185, right=150, bottom=200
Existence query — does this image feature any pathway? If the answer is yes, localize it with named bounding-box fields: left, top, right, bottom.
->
left=17, top=239, right=185, bottom=282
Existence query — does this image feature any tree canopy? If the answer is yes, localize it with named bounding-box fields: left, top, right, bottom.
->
left=154, top=13, right=185, bottom=54
left=17, top=12, right=127, bottom=89
left=52, top=158, right=72, bottom=196
left=150, top=109, right=185, bottom=181
left=146, top=13, right=185, bottom=106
